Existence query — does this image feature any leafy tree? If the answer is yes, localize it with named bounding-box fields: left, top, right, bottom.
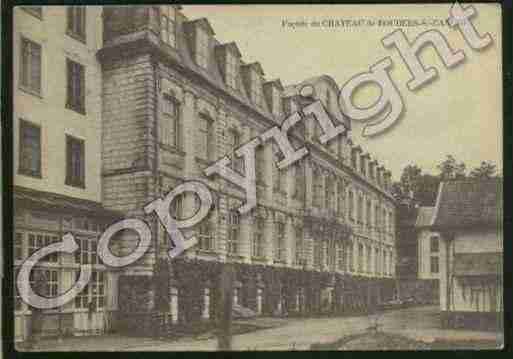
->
left=437, top=155, right=466, bottom=181
left=469, top=161, right=497, bottom=179
left=394, top=164, right=440, bottom=206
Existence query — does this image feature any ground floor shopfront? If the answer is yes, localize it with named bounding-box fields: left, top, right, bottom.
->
left=13, top=187, right=121, bottom=342
left=114, top=258, right=396, bottom=337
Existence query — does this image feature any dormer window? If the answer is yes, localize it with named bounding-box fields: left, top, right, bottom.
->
left=251, top=70, right=263, bottom=107
left=196, top=27, right=209, bottom=68
left=225, top=50, right=238, bottom=89
left=160, top=6, right=176, bottom=47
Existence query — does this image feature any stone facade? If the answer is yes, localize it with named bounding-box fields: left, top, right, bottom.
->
left=13, top=5, right=400, bottom=341
left=99, top=5, right=398, bottom=332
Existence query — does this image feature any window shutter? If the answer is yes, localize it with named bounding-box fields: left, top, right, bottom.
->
left=66, top=60, right=73, bottom=108
left=66, top=137, right=72, bottom=183
left=79, top=64, right=85, bottom=112
left=31, top=42, right=41, bottom=94
left=79, top=140, right=85, bottom=185
left=20, top=39, right=29, bottom=88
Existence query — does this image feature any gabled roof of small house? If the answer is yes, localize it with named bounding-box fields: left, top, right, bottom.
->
left=414, top=206, right=435, bottom=228
left=431, top=178, right=503, bottom=229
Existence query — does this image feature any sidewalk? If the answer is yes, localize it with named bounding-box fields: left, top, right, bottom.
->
left=16, top=306, right=503, bottom=352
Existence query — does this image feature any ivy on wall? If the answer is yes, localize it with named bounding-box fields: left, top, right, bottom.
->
left=118, top=257, right=397, bottom=334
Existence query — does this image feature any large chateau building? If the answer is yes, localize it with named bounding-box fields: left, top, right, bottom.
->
left=13, top=5, right=397, bottom=340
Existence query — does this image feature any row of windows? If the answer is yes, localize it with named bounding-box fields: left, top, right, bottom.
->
left=350, top=151, right=391, bottom=191
left=18, top=119, right=85, bottom=187
left=14, top=232, right=99, bottom=264
left=20, top=36, right=86, bottom=114
left=14, top=268, right=105, bottom=311
left=20, top=6, right=86, bottom=42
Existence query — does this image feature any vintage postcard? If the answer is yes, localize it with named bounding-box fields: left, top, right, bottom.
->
left=7, top=3, right=503, bottom=352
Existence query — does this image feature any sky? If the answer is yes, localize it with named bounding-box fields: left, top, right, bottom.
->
left=182, top=4, right=503, bottom=181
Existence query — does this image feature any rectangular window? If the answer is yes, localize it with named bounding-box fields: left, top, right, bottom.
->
left=366, top=244, right=371, bottom=273
left=357, top=195, right=363, bottom=223
left=430, top=256, right=439, bottom=274
left=67, top=6, right=86, bottom=42
left=358, top=243, right=364, bottom=272
left=325, top=178, right=333, bottom=210
left=327, top=240, right=336, bottom=270
left=253, top=218, right=264, bottom=258
left=66, top=59, right=85, bottom=114
left=19, top=120, right=41, bottom=177
left=366, top=200, right=372, bottom=227
left=161, top=94, right=181, bottom=149
left=66, top=135, right=85, bottom=188
left=295, top=227, right=304, bottom=265
left=198, top=115, right=214, bottom=161
left=75, top=270, right=104, bottom=309
left=160, top=6, right=176, bottom=47
left=251, top=70, right=262, bottom=106
left=430, top=236, right=439, bottom=253
left=348, top=190, right=354, bottom=221
left=227, top=211, right=240, bottom=255
left=91, top=271, right=105, bottom=309
left=337, top=243, right=344, bottom=270
left=28, top=233, right=59, bottom=262
left=75, top=238, right=98, bottom=265
left=274, top=222, right=285, bottom=262
left=374, top=204, right=379, bottom=228
left=197, top=217, right=214, bottom=251
left=15, top=233, right=23, bottom=260
left=294, top=163, right=305, bottom=200
left=347, top=244, right=354, bottom=272
left=375, top=247, right=379, bottom=274
left=22, top=6, right=43, bottom=19
left=170, top=193, right=183, bottom=219
left=337, top=182, right=345, bottom=215
left=228, top=130, right=243, bottom=173
left=30, top=269, right=58, bottom=297
left=313, top=241, right=322, bottom=268
left=382, top=208, right=387, bottom=232
left=20, top=37, right=41, bottom=95
left=225, top=51, right=238, bottom=89
left=313, top=171, right=322, bottom=208
left=196, top=27, right=209, bottom=68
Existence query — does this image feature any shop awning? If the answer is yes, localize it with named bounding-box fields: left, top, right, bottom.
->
left=14, top=186, right=122, bottom=219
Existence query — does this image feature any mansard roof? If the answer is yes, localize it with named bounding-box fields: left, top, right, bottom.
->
left=241, top=62, right=265, bottom=76
left=264, top=78, right=284, bottom=91
left=431, top=178, right=502, bottom=229
left=217, top=41, right=242, bottom=58
left=184, top=17, right=216, bottom=35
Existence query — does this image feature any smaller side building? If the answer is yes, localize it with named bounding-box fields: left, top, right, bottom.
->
left=431, top=178, right=503, bottom=331
left=414, top=206, right=439, bottom=304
